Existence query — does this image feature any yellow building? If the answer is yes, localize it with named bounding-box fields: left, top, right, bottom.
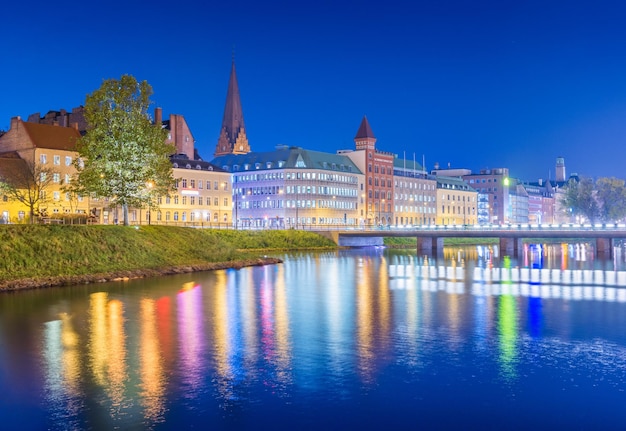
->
left=152, top=156, right=232, bottom=226
left=435, top=175, right=478, bottom=226
left=0, top=117, right=88, bottom=223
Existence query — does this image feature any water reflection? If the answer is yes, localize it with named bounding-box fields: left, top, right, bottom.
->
left=4, top=243, right=626, bottom=429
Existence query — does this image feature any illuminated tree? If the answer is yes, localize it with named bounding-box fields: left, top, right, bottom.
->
left=560, top=176, right=626, bottom=224
left=70, top=75, right=175, bottom=225
left=0, top=157, right=57, bottom=223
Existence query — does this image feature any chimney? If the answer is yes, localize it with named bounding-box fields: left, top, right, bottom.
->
left=10, top=116, right=21, bottom=130
left=71, top=122, right=79, bottom=131
left=155, top=107, right=162, bottom=126
left=539, top=179, right=543, bottom=186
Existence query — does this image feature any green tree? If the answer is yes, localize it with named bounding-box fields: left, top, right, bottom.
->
left=71, top=75, right=175, bottom=225
left=560, top=177, right=599, bottom=224
left=0, top=157, right=57, bottom=223
left=596, top=177, right=626, bottom=222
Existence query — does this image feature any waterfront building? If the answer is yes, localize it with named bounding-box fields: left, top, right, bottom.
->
left=153, top=155, right=232, bottom=226
left=0, top=117, right=88, bottom=222
left=392, top=156, right=437, bottom=226
left=340, top=117, right=395, bottom=226
left=461, top=168, right=511, bottom=224
left=212, top=146, right=364, bottom=228
left=522, top=179, right=556, bottom=224
left=435, top=175, right=478, bottom=225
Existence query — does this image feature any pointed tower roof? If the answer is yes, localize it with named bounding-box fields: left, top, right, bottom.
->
left=354, top=116, right=375, bottom=139
left=214, top=60, right=251, bottom=157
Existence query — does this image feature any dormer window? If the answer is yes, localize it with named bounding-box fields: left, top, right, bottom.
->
left=173, top=163, right=178, bottom=168
left=255, top=163, right=261, bottom=170
left=266, top=162, right=272, bottom=169
left=196, top=165, right=201, bottom=170
left=233, top=165, right=239, bottom=171
left=186, top=164, right=191, bottom=169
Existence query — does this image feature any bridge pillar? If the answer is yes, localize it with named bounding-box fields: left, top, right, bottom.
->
left=499, top=237, right=523, bottom=257
left=416, top=237, right=444, bottom=255
left=596, top=238, right=614, bottom=258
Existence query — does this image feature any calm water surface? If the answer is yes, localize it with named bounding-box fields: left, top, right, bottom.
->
left=2, top=244, right=626, bottom=430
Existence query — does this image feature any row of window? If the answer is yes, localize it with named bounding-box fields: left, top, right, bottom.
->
left=394, top=205, right=436, bottom=214
left=157, top=196, right=229, bottom=206
left=155, top=211, right=228, bottom=223
left=440, top=194, right=476, bottom=202
left=441, top=206, right=477, bottom=215
left=178, top=178, right=228, bottom=190
left=368, top=164, right=392, bottom=175
left=40, top=154, right=73, bottom=166
left=395, top=181, right=436, bottom=190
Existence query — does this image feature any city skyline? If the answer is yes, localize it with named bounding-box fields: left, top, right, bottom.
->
left=4, top=0, right=626, bottom=181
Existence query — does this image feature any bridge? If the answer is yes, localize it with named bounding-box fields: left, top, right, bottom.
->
left=317, top=223, right=626, bottom=256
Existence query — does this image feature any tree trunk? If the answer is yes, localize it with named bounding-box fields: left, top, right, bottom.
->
left=123, top=204, right=129, bottom=226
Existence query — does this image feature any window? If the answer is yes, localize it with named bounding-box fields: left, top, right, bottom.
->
left=174, top=211, right=179, bottom=221
left=198, top=197, right=203, bottom=205
left=198, top=180, right=203, bottom=189
left=190, top=179, right=195, bottom=188
left=174, top=196, right=179, bottom=204
left=65, top=156, right=72, bottom=166
left=40, top=172, right=47, bottom=182
left=223, top=197, right=228, bottom=206
left=53, top=191, right=60, bottom=201
left=40, top=154, right=47, bottom=164
left=214, top=181, right=218, bottom=190
left=182, top=179, right=187, bottom=188
left=214, top=197, right=219, bottom=206
left=182, top=196, right=187, bottom=205
left=53, top=173, right=60, bottom=183
left=65, top=174, right=71, bottom=184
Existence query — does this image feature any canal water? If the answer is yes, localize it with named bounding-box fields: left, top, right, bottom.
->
left=1, top=243, right=626, bottom=430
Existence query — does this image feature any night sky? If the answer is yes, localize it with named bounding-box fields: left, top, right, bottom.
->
left=4, top=0, right=626, bottom=181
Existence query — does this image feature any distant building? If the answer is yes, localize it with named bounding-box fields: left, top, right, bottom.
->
left=214, top=60, right=251, bottom=157
left=392, top=156, right=437, bottom=226
left=435, top=175, right=478, bottom=225
left=27, top=107, right=88, bottom=134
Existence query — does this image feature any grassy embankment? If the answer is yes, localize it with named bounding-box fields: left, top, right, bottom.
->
left=384, top=236, right=499, bottom=248
left=0, top=225, right=337, bottom=291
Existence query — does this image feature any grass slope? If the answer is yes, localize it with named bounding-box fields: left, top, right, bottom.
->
left=0, top=225, right=336, bottom=283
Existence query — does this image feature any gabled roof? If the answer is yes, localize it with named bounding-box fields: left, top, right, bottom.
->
left=354, top=116, right=375, bottom=139
left=0, top=155, right=29, bottom=186
left=21, top=121, right=81, bottom=151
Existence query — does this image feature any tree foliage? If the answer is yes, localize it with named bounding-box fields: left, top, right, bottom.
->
left=70, top=75, right=175, bottom=225
left=0, top=158, right=58, bottom=223
left=560, top=176, right=626, bottom=224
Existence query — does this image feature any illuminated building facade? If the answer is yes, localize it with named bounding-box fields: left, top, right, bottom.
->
left=435, top=175, right=478, bottom=225
left=0, top=117, right=88, bottom=222
left=212, top=146, right=364, bottom=228
left=340, top=117, right=395, bottom=226
left=392, top=157, right=437, bottom=226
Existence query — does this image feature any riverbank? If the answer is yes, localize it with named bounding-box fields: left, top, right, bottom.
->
left=0, top=225, right=336, bottom=292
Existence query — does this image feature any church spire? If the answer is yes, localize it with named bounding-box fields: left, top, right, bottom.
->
left=214, top=59, right=251, bottom=157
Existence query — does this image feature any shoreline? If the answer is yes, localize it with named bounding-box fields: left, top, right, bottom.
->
left=0, top=256, right=283, bottom=292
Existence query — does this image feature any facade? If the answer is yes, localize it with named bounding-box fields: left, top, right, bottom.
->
left=156, top=108, right=196, bottom=160
left=435, top=176, right=478, bottom=225
left=0, top=117, right=88, bottom=222
left=522, top=179, right=556, bottom=224
left=212, top=146, right=364, bottom=229
left=462, top=168, right=510, bottom=224
left=341, top=117, right=395, bottom=226
left=153, top=156, right=232, bottom=226
left=392, top=157, right=437, bottom=226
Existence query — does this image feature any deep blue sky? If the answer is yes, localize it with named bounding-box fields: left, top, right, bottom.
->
left=4, top=0, right=626, bottom=181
